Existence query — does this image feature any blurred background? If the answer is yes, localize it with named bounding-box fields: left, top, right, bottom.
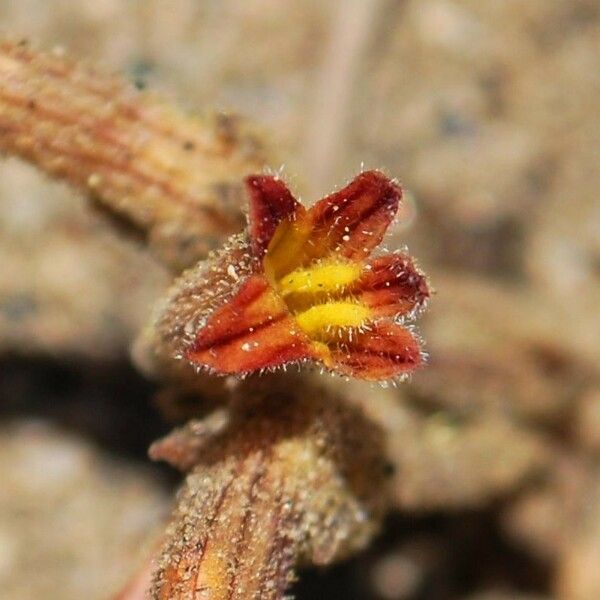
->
left=0, top=1, right=598, bottom=598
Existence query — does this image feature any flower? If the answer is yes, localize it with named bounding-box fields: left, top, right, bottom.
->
left=173, top=170, right=429, bottom=382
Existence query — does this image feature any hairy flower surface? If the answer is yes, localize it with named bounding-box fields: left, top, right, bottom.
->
left=172, top=170, right=429, bottom=381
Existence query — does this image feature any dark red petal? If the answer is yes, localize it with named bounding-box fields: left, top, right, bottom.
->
left=352, top=253, right=429, bottom=318
left=185, top=274, right=315, bottom=374
left=328, top=321, right=423, bottom=380
left=246, top=175, right=304, bottom=258
left=306, top=170, right=401, bottom=262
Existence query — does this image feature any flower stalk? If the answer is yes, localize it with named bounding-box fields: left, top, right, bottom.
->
left=149, top=385, right=390, bottom=599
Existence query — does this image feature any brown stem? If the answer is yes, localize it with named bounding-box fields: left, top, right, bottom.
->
left=0, top=40, right=271, bottom=270
left=150, top=384, right=390, bottom=599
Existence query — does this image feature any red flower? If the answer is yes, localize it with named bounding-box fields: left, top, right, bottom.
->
left=175, top=170, right=429, bottom=382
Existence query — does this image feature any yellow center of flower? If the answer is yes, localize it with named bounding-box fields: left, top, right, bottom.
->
left=278, top=262, right=361, bottom=297
left=264, top=220, right=373, bottom=351
left=294, top=302, right=371, bottom=339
